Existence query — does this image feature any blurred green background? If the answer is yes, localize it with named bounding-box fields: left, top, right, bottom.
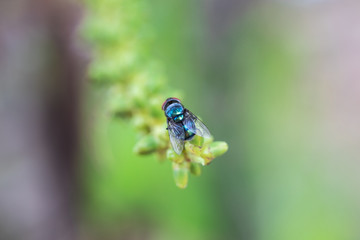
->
left=81, top=0, right=360, bottom=239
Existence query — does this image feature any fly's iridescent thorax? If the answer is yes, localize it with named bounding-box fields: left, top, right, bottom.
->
left=165, top=103, right=184, bottom=122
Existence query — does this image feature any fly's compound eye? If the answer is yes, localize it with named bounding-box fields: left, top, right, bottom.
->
left=162, top=97, right=182, bottom=111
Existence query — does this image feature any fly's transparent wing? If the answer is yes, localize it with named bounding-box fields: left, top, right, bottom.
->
left=183, top=114, right=196, bottom=134
left=194, top=117, right=211, bottom=138
left=167, top=120, right=185, bottom=154
left=184, top=110, right=212, bottom=138
left=169, top=133, right=184, bottom=155
left=168, top=119, right=185, bottom=140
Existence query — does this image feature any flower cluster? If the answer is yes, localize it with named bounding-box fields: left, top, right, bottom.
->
left=83, top=0, right=228, bottom=188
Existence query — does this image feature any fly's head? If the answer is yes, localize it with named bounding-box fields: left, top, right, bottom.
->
left=162, top=97, right=184, bottom=119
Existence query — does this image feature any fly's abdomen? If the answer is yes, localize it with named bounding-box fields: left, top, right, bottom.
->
left=183, top=120, right=195, bottom=140
left=184, top=130, right=195, bottom=140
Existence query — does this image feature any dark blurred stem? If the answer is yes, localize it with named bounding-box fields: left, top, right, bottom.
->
left=0, top=0, right=86, bottom=239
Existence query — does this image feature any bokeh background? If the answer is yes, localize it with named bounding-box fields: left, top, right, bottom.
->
left=1, top=0, right=360, bottom=239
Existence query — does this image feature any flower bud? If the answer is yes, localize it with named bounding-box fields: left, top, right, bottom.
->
left=149, top=98, right=163, bottom=118
left=203, top=135, right=214, bottom=145
left=132, top=115, right=148, bottom=131
left=209, top=141, right=228, bottom=158
left=166, top=148, right=184, bottom=163
left=184, top=142, right=201, bottom=155
left=188, top=154, right=206, bottom=166
left=133, top=135, right=158, bottom=155
left=190, top=135, right=204, bottom=146
left=190, top=163, right=202, bottom=176
left=172, top=162, right=188, bottom=189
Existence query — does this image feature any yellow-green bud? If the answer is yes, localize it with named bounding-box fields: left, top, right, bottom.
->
left=133, top=135, right=158, bottom=155
left=209, top=141, right=228, bottom=157
left=203, top=135, right=214, bottom=145
left=132, top=115, right=148, bottom=130
left=188, top=154, right=206, bottom=166
left=149, top=97, right=164, bottom=118
left=172, top=162, right=189, bottom=189
left=189, top=163, right=202, bottom=176
left=190, top=135, right=204, bottom=146
left=166, top=148, right=184, bottom=163
left=184, top=142, right=201, bottom=155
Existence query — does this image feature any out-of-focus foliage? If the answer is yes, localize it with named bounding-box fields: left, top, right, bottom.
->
left=83, top=0, right=227, bottom=188
left=80, top=0, right=360, bottom=239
